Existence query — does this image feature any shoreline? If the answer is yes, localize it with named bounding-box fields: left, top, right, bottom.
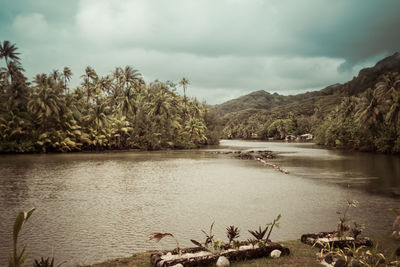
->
left=83, top=235, right=399, bottom=267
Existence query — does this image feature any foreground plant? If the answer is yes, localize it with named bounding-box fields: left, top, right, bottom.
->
left=33, top=257, right=65, bottom=267
left=249, top=226, right=268, bottom=241
left=390, top=208, right=400, bottom=239
left=8, top=207, right=35, bottom=267
left=149, top=232, right=180, bottom=253
left=336, top=200, right=359, bottom=239
left=190, top=221, right=215, bottom=249
left=319, top=243, right=400, bottom=267
left=226, top=225, right=240, bottom=245
left=266, top=214, right=281, bottom=242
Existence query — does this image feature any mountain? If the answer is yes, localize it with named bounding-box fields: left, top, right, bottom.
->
left=215, top=52, right=400, bottom=117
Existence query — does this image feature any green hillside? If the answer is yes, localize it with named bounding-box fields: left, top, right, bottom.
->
left=217, top=52, right=400, bottom=153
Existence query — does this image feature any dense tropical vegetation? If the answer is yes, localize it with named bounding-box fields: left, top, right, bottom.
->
left=1, top=40, right=399, bottom=154
left=218, top=52, right=400, bottom=154
left=0, top=41, right=219, bottom=153
left=315, top=71, right=400, bottom=153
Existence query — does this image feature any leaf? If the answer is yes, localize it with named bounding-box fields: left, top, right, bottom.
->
left=149, top=232, right=174, bottom=242
left=13, top=208, right=35, bottom=246
left=190, top=239, right=203, bottom=248
left=390, top=208, right=400, bottom=216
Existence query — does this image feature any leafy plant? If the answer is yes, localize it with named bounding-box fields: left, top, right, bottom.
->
left=149, top=232, right=180, bottom=253
left=336, top=200, right=358, bottom=239
left=212, top=240, right=225, bottom=252
left=226, top=225, right=240, bottom=244
left=265, top=214, right=281, bottom=242
left=8, top=207, right=35, bottom=267
left=351, top=222, right=365, bottom=239
left=231, top=240, right=241, bottom=249
left=390, top=208, right=400, bottom=216
left=246, top=238, right=258, bottom=246
left=201, top=221, right=215, bottom=247
left=248, top=226, right=268, bottom=241
left=33, top=257, right=65, bottom=267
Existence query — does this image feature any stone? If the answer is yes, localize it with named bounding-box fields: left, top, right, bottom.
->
left=171, top=264, right=184, bottom=267
left=270, top=249, right=281, bottom=258
left=324, top=254, right=334, bottom=264
left=216, top=256, right=230, bottom=266
left=396, top=246, right=400, bottom=257
left=334, top=258, right=347, bottom=267
left=392, top=216, right=400, bottom=239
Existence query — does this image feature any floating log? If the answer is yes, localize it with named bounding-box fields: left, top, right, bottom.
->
left=257, top=158, right=290, bottom=174
left=301, top=231, right=373, bottom=249
left=150, top=242, right=290, bottom=267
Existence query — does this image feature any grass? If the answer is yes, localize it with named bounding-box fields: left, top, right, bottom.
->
left=85, top=235, right=400, bottom=267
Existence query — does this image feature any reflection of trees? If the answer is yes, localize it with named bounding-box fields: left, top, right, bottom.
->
left=0, top=155, right=34, bottom=207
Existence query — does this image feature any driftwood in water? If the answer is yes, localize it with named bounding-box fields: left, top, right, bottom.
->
left=257, top=158, right=290, bottom=174
left=150, top=242, right=290, bottom=267
left=301, top=231, right=373, bottom=249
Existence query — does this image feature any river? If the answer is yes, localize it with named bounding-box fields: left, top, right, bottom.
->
left=0, top=140, right=399, bottom=266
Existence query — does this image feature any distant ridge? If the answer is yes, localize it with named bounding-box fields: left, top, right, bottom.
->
left=215, top=52, right=400, bottom=116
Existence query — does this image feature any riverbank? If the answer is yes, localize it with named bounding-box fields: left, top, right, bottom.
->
left=84, top=236, right=399, bottom=267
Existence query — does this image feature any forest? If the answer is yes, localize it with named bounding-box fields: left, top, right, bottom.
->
left=1, top=40, right=400, bottom=154
left=0, top=41, right=220, bottom=153
left=219, top=54, right=400, bottom=154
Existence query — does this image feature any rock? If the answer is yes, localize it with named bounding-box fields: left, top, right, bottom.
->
left=216, top=256, right=230, bottom=266
left=396, top=246, right=400, bottom=257
left=324, top=254, right=334, bottom=264
left=171, top=264, right=184, bottom=267
left=392, top=216, right=400, bottom=239
left=270, top=249, right=281, bottom=258
left=334, top=258, right=347, bottom=267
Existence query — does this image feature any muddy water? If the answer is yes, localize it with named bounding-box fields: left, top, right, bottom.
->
left=0, top=140, right=398, bottom=266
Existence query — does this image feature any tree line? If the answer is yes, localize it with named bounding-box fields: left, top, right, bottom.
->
left=220, top=72, right=400, bottom=154
left=0, top=41, right=219, bottom=153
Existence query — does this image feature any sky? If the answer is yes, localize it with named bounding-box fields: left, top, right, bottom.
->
left=1, top=0, right=400, bottom=104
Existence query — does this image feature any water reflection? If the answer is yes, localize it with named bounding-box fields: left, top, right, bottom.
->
left=0, top=141, right=399, bottom=266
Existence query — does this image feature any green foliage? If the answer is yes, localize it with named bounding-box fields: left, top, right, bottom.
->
left=337, top=200, right=360, bottom=239
left=226, top=225, right=240, bottom=244
left=265, top=214, right=281, bottom=242
left=0, top=40, right=218, bottom=153
left=33, top=257, right=65, bottom=267
left=314, top=72, right=400, bottom=154
left=212, top=240, right=225, bottom=252
left=248, top=226, right=269, bottom=241
left=319, top=243, right=400, bottom=267
left=8, top=208, right=35, bottom=267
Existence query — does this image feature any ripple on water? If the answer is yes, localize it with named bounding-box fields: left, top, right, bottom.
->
left=0, top=141, right=399, bottom=266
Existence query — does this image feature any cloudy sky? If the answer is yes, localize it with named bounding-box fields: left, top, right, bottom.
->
left=1, top=0, right=400, bottom=104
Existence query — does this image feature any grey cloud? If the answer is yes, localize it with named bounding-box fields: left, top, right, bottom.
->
left=1, top=0, right=399, bottom=104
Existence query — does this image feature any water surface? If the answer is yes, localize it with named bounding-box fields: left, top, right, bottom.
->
left=0, top=140, right=399, bottom=266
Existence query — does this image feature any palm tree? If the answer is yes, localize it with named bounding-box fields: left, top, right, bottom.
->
left=123, top=66, right=142, bottom=89
left=51, top=69, right=60, bottom=82
left=81, top=66, right=98, bottom=103
left=179, top=77, right=189, bottom=114
left=357, top=88, right=382, bottom=134
left=0, top=40, right=20, bottom=69
left=62, top=67, right=72, bottom=92
left=386, top=90, right=400, bottom=126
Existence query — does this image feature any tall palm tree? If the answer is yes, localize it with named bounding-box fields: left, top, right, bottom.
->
left=0, top=40, right=20, bottom=69
left=357, top=88, right=382, bottom=134
left=386, top=90, right=400, bottom=126
left=179, top=77, right=189, bottom=120
left=51, top=69, right=60, bottom=82
left=123, top=66, right=142, bottom=89
left=62, top=67, right=73, bottom=92
left=81, top=66, right=98, bottom=103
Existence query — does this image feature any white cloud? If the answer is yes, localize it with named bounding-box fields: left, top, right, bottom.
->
left=3, top=0, right=399, bottom=104
left=12, top=13, right=49, bottom=40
